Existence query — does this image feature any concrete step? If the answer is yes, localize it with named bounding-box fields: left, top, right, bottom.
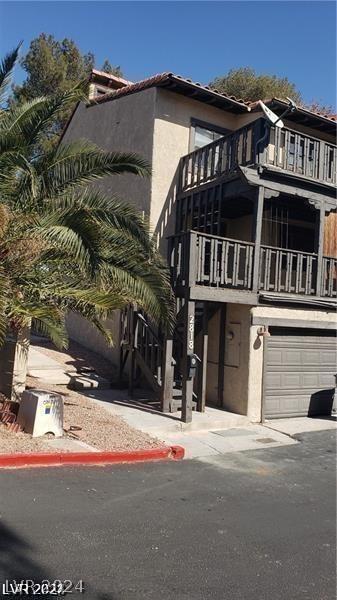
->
left=28, top=369, right=77, bottom=384
left=68, top=374, right=111, bottom=390
left=28, top=369, right=110, bottom=390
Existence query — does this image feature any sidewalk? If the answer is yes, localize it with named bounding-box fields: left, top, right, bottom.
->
left=27, top=343, right=337, bottom=461
left=82, top=389, right=301, bottom=459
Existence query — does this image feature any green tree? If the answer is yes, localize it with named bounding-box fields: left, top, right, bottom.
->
left=0, top=47, right=173, bottom=394
left=11, top=34, right=122, bottom=151
left=210, top=67, right=302, bottom=103
left=101, top=59, right=124, bottom=78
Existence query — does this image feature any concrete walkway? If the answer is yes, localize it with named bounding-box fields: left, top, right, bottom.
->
left=82, top=388, right=300, bottom=458
left=264, top=416, right=337, bottom=436
left=28, top=347, right=110, bottom=389
left=27, top=347, right=337, bottom=460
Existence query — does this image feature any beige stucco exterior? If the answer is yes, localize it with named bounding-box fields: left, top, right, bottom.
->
left=61, top=83, right=336, bottom=417
left=151, top=89, right=240, bottom=248
left=63, top=87, right=260, bottom=361
left=65, top=312, right=120, bottom=366
left=205, top=304, right=336, bottom=423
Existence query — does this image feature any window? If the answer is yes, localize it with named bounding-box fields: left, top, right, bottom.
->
left=94, top=87, right=109, bottom=97
left=190, top=119, right=230, bottom=151
left=194, top=126, right=223, bottom=149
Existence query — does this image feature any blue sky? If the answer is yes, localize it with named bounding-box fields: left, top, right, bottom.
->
left=0, top=1, right=336, bottom=107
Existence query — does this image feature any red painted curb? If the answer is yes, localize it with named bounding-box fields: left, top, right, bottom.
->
left=0, top=445, right=185, bottom=469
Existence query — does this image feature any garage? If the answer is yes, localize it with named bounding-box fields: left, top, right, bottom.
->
left=263, top=328, right=337, bottom=419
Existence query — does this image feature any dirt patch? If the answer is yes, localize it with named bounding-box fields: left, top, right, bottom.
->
left=0, top=423, right=56, bottom=454
left=0, top=380, right=162, bottom=455
left=1, top=339, right=164, bottom=455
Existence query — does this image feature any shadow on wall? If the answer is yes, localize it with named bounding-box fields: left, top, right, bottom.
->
left=0, top=520, right=118, bottom=600
left=308, top=388, right=336, bottom=417
left=153, top=164, right=180, bottom=256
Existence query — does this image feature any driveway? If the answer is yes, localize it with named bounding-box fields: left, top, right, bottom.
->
left=0, top=430, right=335, bottom=600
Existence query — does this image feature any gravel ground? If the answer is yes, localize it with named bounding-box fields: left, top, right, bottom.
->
left=31, top=379, right=162, bottom=452
left=0, top=424, right=56, bottom=454
left=0, top=382, right=163, bottom=454
left=0, top=338, right=163, bottom=454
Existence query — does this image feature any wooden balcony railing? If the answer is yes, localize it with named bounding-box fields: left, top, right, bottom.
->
left=169, top=231, right=254, bottom=290
left=179, top=120, right=258, bottom=191
left=321, top=256, right=337, bottom=297
left=259, top=245, right=317, bottom=295
left=179, top=118, right=336, bottom=193
left=169, top=231, right=337, bottom=299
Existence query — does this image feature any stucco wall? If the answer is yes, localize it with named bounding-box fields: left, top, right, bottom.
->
left=65, top=312, right=120, bottom=366
left=251, top=306, right=337, bottom=326
left=61, top=91, right=157, bottom=361
left=151, top=89, right=240, bottom=249
left=62, top=89, right=156, bottom=215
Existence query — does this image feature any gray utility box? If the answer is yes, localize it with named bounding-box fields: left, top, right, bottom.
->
left=18, top=390, right=64, bottom=437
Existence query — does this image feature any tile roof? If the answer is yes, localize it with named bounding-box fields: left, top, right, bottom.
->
left=89, top=72, right=251, bottom=113
left=90, top=69, right=133, bottom=87
left=87, top=71, right=336, bottom=131
left=249, top=98, right=337, bottom=124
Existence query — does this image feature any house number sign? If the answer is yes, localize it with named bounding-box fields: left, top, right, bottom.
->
left=188, top=314, right=194, bottom=351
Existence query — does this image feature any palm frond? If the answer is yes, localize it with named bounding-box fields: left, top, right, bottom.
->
left=39, top=145, right=151, bottom=197
left=32, top=317, right=68, bottom=349
left=0, top=43, right=21, bottom=106
left=0, top=81, right=88, bottom=153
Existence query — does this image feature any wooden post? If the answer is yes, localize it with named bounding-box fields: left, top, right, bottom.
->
left=128, top=307, right=136, bottom=398
left=197, top=303, right=209, bottom=412
left=188, top=231, right=198, bottom=287
left=217, top=305, right=226, bottom=407
left=252, top=186, right=265, bottom=293
left=315, top=203, right=326, bottom=296
left=161, top=336, right=174, bottom=413
left=181, top=299, right=195, bottom=423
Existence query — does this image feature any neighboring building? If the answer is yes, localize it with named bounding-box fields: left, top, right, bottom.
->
left=62, top=71, right=337, bottom=423
left=88, top=69, right=132, bottom=99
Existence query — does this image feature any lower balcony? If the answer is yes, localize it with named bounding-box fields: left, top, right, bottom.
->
left=169, top=231, right=337, bottom=303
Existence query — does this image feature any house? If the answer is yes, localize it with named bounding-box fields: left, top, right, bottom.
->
left=62, top=71, right=337, bottom=423
left=88, top=69, right=132, bottom=99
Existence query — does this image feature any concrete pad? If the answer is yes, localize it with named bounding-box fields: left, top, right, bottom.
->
left=264, top=416, right=337, bottom=436
left=28, top=347, right=64, bottom=371
left=160, top=425, right=297, bottom=459
left=82, top=388, right=250, bottom=435
left=79, top=389, right=297, bottom=459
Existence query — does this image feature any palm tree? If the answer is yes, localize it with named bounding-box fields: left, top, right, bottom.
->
left=0, top=46, right=173, bottom=399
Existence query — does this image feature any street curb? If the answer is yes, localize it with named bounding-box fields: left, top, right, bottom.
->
left=0, top=445, right=185, bottom=469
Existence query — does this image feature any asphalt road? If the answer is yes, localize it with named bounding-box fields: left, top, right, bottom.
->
left=0, top=430, right=335, bottom=600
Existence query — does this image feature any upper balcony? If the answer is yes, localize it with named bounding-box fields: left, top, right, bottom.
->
left=178, top=117, right=337, bottom=195
left=169, top=230, right=337, bottom=305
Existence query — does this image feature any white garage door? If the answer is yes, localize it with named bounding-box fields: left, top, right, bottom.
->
left=264, top=328, right=337, bottom=419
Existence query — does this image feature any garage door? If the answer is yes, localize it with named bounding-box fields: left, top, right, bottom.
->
left=264, top=328, right=337, bottom=419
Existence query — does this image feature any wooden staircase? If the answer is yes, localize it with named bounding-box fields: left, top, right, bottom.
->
left=119, top=302, right=219, bottom=419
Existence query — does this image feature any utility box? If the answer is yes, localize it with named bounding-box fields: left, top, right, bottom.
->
left=18, top=390, right=64, bottom=437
